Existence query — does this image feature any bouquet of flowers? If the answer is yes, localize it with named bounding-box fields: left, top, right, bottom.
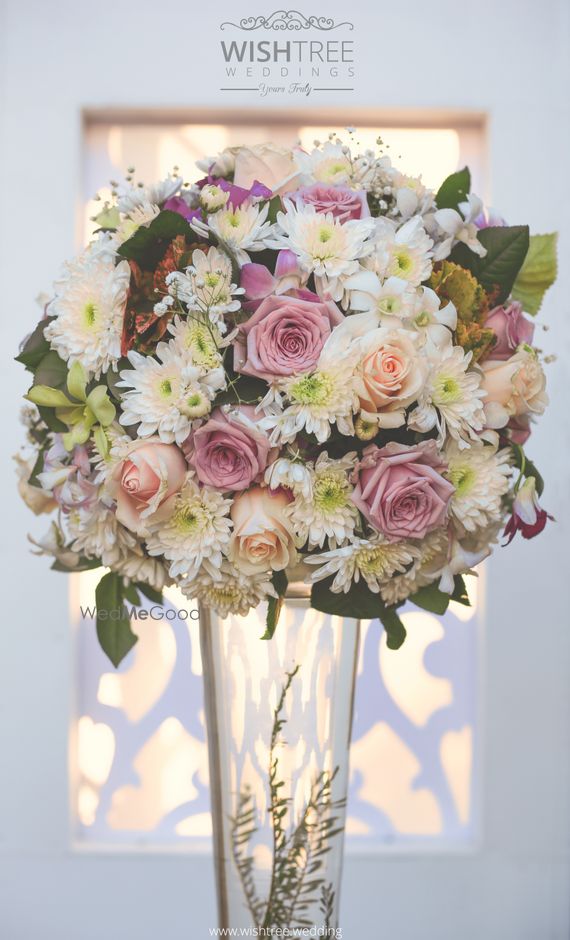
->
left=16, top=134, right=556, bottom=664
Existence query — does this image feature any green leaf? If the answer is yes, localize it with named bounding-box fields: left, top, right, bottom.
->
left=378, top=605, right=407, bottom=650
left=37, top=405, right=67, bottom=433
left=435, top=167, right=471, bottom=210
left=310, top=576, right=394, bottom=619
left=107, top=360, right=130, bottom=403
left=266, top=195, right=282, bottom=224
left=67, top=361, right=87, bottom=402
left=123, top=582, right=141, bottom=605
left=261, top=570, right=289, bottom=640
left=451, top=225, right=530, bottom=304
left=15, top=318, right=54, bottom=371
left=512, top=232, right=558, bottom=315
left=95, top=572, right=138, bottom=667
left=409, top=583, right=450, bottom=615
left=117, top=209, right=192, bottom=264
left=262, top=595, right=284, bottom=640
left=26, top=385, right=71, bottom=408
left=135, top=582, right=164, bottom=606
left=86, top=386, right=116, bottom=426
left=512, top=446, right=544, bottom=496
left=93, top=425, right=110, bottom=459
left=451, top=574, right=471, bottom=607
left=33, top=350, right=68, bottom=390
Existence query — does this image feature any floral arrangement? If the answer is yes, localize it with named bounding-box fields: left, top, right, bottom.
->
left=16, top=134, right=556, bottom=664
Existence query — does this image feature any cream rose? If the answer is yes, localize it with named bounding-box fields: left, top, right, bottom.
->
left=233, top=144, right=300, bottom=196
left=108, top=438, right=188, bottom=535
left=228, top=487, right=297, bottom=575
left=481, top=347, right=548, bottom=429
left=355, top=327, right=426, bottom=427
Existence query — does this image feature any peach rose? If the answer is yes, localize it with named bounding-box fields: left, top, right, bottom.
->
left=229, top=487, right=297, bottom=575
left=481, top=347, right=548, bottom=429
left=355, top=327, right=426, bottom=427
left=233, top=144, right=300, bottom=196
left=108, top=438, right=187, bottom=534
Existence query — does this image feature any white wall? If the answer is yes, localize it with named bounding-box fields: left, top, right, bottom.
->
left=0, top=1, right=569, bottom=937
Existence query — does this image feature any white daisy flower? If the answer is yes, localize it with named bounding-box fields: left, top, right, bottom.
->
left=306, top=535, right=419, bottom=594
left=288, top=452, right=360, bottom=550
left=445, top=437, right=511, bottom=533
left=199, top=184, right=230, bottom=212
left=367, top=215, right=433, bottom=286
left=271, top=203, right=375, bottom=302
left=118, top=343, right=224, bottom=445
left=433, top=194, right=487, bottom=261
left=263, top=362, right=359, bottom=445
left=180, top=560, right=276, bottom=618
left=295, top=141, right=352, bottom=185
left=146, top=477, right=232, bottom=581
left=67, top=500, right=138, bottom=568
left=408, top=345, right=486, bottom=448
left=379, top=529, right=448, bottom=605
left=114, top=553, right=171, bottom=592
left=205, top=202, right=274, bottom=266
left=45, top=249, right=130, bottom=379
left=166, top=246, right=242, bottom=331
left=112, top=201, right=161, bottom=247
left=117, top=175, right=183, bottom=214
left=167, top=315, right=224, bottom=371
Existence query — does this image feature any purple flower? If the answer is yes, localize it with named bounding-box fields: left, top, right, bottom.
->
left=290, top=183, right=370, bottom=223
left=163, top=196, right=201, bottom=222
left=485, top=301, right=535, bottom=360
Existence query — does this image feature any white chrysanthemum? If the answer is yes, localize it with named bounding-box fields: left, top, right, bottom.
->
left=408, top=345, right=486, bottom=448
left=271, top=204, right=375, bottom=302
left=67, top=500, right=138, bottom=568
left=167, top=316, right=224, bottom=371
left=205, top=203, right=273, bottom=266
left=114, top=553, right=171, bottom=592
left=288, top=452, right=359, bottom=550
left=117, top=175, right=183, bottom=214
left=379, top=529, right=448, bottom=605
left=263, top=363, right=359, bottom=445
left=180, top=560, right=276, bottom=617
left=118, top=342, right=225, bottom=445
left=45, top=250, right=130, bottom=379
left=367, top=216, right=433, bottom=287
left=265, top=455, right=313, bottom=500
left=306, top=535, right=419, bottom=594
left=200, top=184, right=230, bottom=212
left=146, top=478, right=232, bottom=581
left=112, top=201, right=160, bottom=247
left=445, top=439, right=511, bottom=533
left=392, top=171, right=433, bottom=219
left=166, top=246, right=242, bottom=330
left=295, top=141, right=352, bottom=185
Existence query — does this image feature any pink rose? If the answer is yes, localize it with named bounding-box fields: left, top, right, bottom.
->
left=356, top=327, right=426, bottom=426
left=292, top=184, right=370, bottom=223
left=229, top=486, right=297, bottom=575
left=234, top=293, right=343, bottom=382
left=109, top=438, right=187, bottom=534
left=351, top=441, right=454, bottom=540
left=485, top=301, right=534, bottom=360
left=183, top=406, right=274, bottom=491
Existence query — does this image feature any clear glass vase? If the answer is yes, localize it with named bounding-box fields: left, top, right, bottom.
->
left=199, top=579, right=360, bottom=933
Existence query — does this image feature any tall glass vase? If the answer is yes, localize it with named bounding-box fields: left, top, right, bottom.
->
left=199, top=578, right=360, bottom=933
